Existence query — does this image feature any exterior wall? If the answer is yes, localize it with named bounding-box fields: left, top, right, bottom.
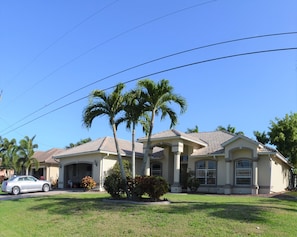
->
left=58, top=153, right=102, bottom=189
left=46, top=165, right=59, bottom=185
left=217, top=157, right=226, bottom=187
left=270, top=157, right=290, bottom=193
left=258, top=155, right=271, bottom=194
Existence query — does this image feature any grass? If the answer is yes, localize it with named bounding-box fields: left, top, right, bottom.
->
left=0, top=192, right=296, bottom=237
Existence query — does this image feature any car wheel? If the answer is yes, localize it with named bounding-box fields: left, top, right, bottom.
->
left=42, top=184, right=50, bottom=192
left=12, top=186, right=20, bottom=195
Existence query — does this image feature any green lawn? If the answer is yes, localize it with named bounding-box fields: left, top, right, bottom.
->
left=0, top=192, right=296, bottom=237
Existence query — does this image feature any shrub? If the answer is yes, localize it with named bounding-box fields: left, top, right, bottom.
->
left=81, top=176, right=96, bottom=191
left=127, top=176, right=145, bottom=200
left=187, top=177, right=200, bottom=192
left=104, top=174, right=126, bottom=199
left=142, top=176, right=169, bottom=201
left=110, top=160, right=132, bottom=178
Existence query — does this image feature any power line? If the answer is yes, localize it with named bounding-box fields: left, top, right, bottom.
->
left=5, top=0, right=217, bottom=107
left=1, top=31, right=296, bottom=134
left=2, top=47, right=296, bottom=136
left=6, top=0, right=120, bottom=87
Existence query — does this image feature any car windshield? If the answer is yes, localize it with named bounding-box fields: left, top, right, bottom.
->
left=7, top=176, right=18, bottom=181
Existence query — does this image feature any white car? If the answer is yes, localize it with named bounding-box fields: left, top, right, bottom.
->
left=1, top=175, right=51, bottom=195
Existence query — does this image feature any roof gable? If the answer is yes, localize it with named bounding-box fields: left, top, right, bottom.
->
left=138, top=129, right=208, bottom=147
left=34, top=148, right=64, bottom=163
left=221, top=134, right=259, bottom=147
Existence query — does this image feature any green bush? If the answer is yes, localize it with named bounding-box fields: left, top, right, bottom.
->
left=81, top=176, right=96, bottom=191
left=187, top=177, right=200, bottom=192
left=141, top=176, right=169, bottom=201
left=110, top=160, right=132, bottom=178
left=104, top=174, right=126, bottom=199
left=105, top=175, right=169, bottom=201
left=127, top=176, right=145, bottom=200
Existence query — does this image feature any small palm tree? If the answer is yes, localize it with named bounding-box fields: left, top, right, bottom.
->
left=18, top=135, right=39, bottom=175
left=216, top=124, right=244, bottom=135
left=137, top=79, right=187, bottom=175
left=83, top=83, right=129, bottom=196
left=186, top=125, right=199, bottom=133
left=0, top=138, right=21, bottom=174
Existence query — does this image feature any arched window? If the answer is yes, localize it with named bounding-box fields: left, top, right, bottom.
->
left=151, top=163, right=162, bottom=176
left=235, top=159, right=252, bottom=185
left=195, top=160, right=217, bottom=185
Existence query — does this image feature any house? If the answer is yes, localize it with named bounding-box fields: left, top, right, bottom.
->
left=54, top=129, right=292, bottom=194
left=32, top=148, right=63, bottom=186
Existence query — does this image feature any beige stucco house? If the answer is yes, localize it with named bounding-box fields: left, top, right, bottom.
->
left=54, top=129, right=292, bottom=194
left=32, top=148, right=63, bottom=186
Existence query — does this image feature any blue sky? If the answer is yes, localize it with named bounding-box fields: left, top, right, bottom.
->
left=0, top=0, right=296, bottom=150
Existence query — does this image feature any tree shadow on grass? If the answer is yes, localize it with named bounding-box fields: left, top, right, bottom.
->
left=27, top=196, right=150, bottom=215
left=26, top=194, right=296, bottom=224
left=162, top=202, right=266, bottom=223
left=26, top=195, right=267, bottom=224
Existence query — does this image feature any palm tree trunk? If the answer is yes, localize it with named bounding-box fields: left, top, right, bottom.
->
left=111, top=123, right=130, bottom=198
left=140, top=111, right=155, bottom=175
left=132, top=123, right=136, bottom=179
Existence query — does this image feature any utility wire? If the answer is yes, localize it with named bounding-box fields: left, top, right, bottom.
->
left=2, top=47, right=296, bottom=136
left=1, top=31, right=296, bottom=134
left=5, top=0, right=216, bottom=106
left=6, top=0, right=120, bottom=87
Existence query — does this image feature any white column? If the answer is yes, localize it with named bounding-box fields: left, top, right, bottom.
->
left=171, top=142, right=183, bottom=193
left=226, top=161, right=231, bottom=184
left=173, top=151, right=181, bottom=184
left=58, top=164, right=64, bottom=189
left=224, top=159, right=232, bottom=194
left=252, top=159, right=259, bottom=195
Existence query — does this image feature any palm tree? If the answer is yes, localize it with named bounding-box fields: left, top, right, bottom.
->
left=82, top=83, right=129, bottom=196
left=5, top=144, right=22, bottom=175
left=0, top=137, right=19, bottom=173
left=18, top=135, right=39, bottom=175
left=137, top=79, right=187, bottom=175
left=121, top=90, right=149, bottom=179
left=253, top=131, right=269, bottom=144
left=186, top=125, right=199, bottom=133
left=216, top=124, right=244, bottom=135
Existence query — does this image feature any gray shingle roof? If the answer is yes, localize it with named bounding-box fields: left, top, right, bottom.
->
left=189, top=131, right=235, bottom=156
left=54, top=137, right=162, bottom=159
left=34, top=148, right=64, bottom=163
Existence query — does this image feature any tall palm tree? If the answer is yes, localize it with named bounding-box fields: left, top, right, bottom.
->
left=137, top=79, right=187, bottom=175
left=121, top=90, right=149, bottom=179
left=82, top=83, right=129, bottom=195
left=18, top=135, right=39, bottom=175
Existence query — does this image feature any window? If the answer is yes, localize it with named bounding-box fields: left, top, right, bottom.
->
left=235, top=160, right=252, bottom=185
left=151, top=163, right=162, bottom=176
left=195, top=160, right=217, bottom=185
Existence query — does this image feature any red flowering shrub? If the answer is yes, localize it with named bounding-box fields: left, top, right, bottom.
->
left=81, top=176, right=96, bottom=191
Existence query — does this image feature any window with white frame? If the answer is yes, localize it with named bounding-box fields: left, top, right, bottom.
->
left=235, top=159, right=252, bottom=185
left=195, top=160, right=217, bottom=185
left=151, top=163, right=162, bottom=176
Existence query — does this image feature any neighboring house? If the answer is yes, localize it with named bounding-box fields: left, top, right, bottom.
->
left=32, top=148, right=63, bottom=186
left=54, top=129, right=292, bottom=194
